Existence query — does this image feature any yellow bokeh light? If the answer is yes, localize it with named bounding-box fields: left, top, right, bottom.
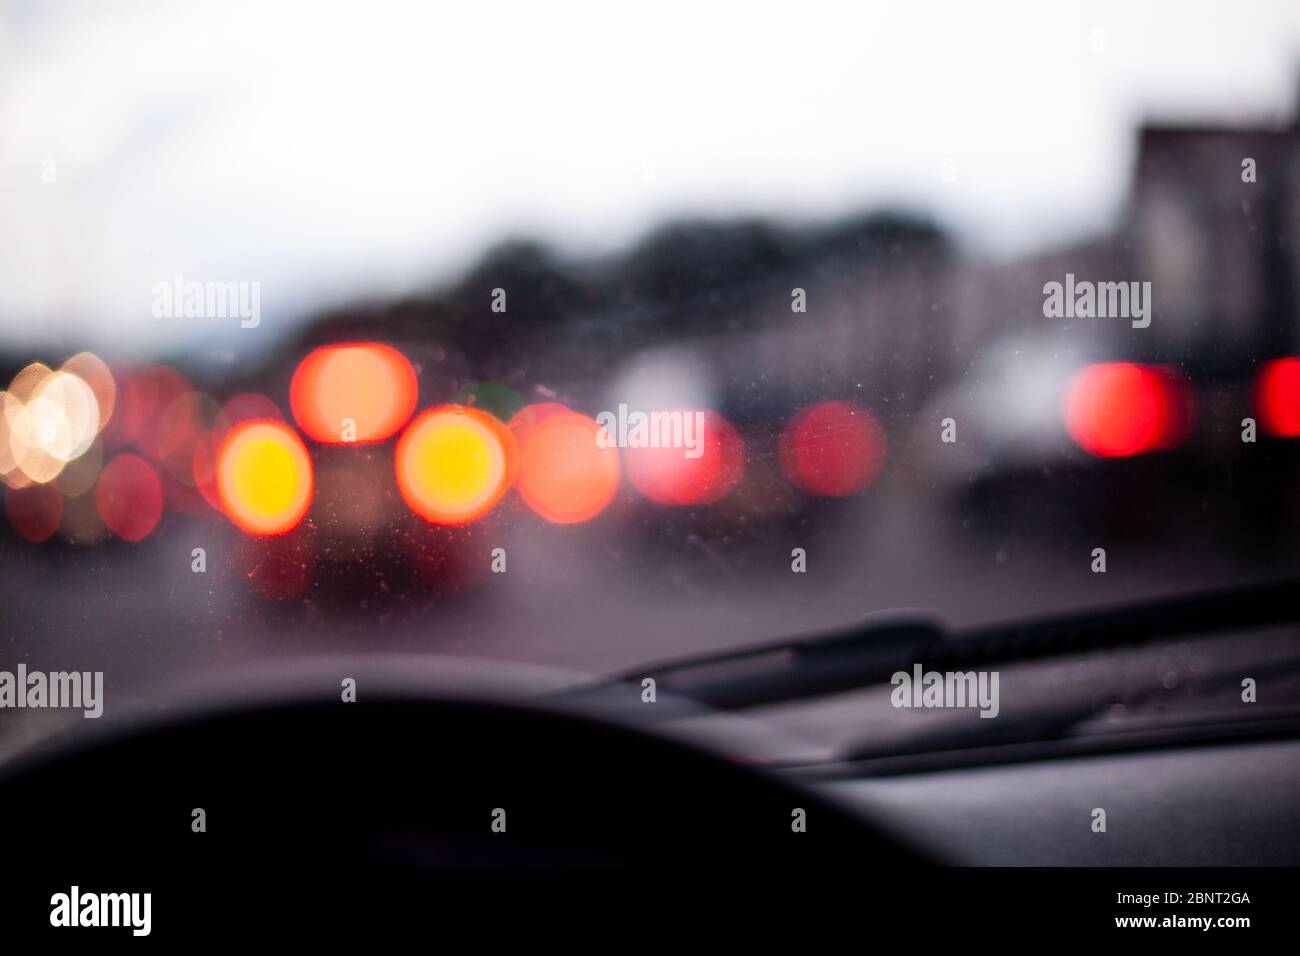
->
left=217, top=420, right=314, bottom=535
left=395, top=406, right=514, bottom=525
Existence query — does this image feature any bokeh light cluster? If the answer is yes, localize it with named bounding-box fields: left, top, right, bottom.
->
left=18, top=342, right=1287, bottom=562
left=0, top=341, right=954, bottom=604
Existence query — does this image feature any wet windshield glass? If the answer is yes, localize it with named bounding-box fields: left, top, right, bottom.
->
left=3, top=2, right=1300, bottom=746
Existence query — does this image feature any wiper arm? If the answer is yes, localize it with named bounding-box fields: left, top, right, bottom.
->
left=580, top=576, right=1300, bottom=713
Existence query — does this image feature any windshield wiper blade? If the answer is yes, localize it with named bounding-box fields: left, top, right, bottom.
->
left=944, top=575, right=1300, bottom=670
left=581, top=576, right=1300, bottom=713
left=588, top=613, right=945, bottom=712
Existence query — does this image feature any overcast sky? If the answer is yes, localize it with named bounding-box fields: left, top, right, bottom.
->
left=2, top=0, right=1299, bottom=355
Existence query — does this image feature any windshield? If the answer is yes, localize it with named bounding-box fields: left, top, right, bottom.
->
left=3, top=1, right=1300, bottom=753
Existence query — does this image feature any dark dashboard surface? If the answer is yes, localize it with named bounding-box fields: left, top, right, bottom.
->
left=824, top=737, right=1300, bottom=865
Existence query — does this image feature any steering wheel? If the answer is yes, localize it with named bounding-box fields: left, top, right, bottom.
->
left=1, top=688, right=930, bottom=868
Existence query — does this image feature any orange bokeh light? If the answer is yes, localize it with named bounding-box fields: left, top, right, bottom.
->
left=516, top=411, right=621, bottom=524
left=290, top=343, right=417, bottom=444
left=217, top=420, right=314, bottom=535
left=395, top=405, right=516, bottom=525
left=1064, top=363, right=1190, bottom=458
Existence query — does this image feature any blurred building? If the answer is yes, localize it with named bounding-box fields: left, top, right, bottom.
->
left=1128, top=123, right=1300, bottom=368
left=701, top=100, right=1300, bottom=417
